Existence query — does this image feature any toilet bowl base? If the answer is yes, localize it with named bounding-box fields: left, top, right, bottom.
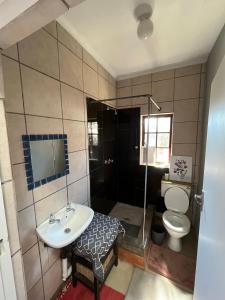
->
left=168, top=236, right=182, bottom=252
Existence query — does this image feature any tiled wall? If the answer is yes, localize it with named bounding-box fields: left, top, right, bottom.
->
left=0, top=53, right=27, bottom=299
left=2, top=21, right=116, bottom=300
left=117, top=64, right=206, bottom=224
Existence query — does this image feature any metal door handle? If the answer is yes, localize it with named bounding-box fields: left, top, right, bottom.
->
left=194, top=192, right=204, bottom=210
left=0, top=239, right=4, bottom=256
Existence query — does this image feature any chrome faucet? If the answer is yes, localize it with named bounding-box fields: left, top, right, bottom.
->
left=66, top=201, right=75, bottom=212
left=49, top=213, right=60, bottom=224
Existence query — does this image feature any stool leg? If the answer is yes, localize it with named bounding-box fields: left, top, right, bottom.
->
left=72, top=254, right=77, bottom=287
left=94, top=277, right=100, bottom=300
left=114, top=242, right=118, bottom=267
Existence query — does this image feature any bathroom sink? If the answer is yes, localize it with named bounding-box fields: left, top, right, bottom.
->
left=36, top=203, right=94, bottom=248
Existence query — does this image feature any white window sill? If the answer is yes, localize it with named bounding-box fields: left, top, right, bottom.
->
left=140, top=162, right=170, bottom=169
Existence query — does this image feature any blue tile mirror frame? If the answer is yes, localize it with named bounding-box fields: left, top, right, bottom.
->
left=22, top=134, right=69, bottom=190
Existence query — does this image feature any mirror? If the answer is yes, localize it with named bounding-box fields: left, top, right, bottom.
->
left=22, top=134, right=69, bottom=190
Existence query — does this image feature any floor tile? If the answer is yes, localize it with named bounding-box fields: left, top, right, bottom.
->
left=125, top=267, right=193, bottom=300
left=105, top=259, right=134, bottom=294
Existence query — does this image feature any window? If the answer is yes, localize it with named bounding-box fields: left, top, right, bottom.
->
left=140, top=114, right=173, bottom=167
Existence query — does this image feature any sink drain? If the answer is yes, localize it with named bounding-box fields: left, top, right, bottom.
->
left=64, top=228, right=71, bottom=234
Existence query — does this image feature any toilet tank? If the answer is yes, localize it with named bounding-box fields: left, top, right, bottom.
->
left=161, top=180, right=191, bottom=197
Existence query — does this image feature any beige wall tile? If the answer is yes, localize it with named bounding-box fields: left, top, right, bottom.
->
left=26, top=115, right=63, bottom=134
left=117, top=79, right=131, bottom=88
left=117, top=86, right=132, bottom=97
left=2, top=44, right=18, bottom=60
left=18, top=205, right=37, bottom=253
left=83, top=63, right=98, bottom=98
left=198, top=98, right=204, bottom=122
left=83, top=49, right=98, bottom=71
left=57, top=24, right=82, bottom=59
left=23, top=244, right=42, bottom=291
left=174, top=99, right=199, bottom=122
left=175, top=64, right=201, bottom=77
left=152, top=69, right=174, bottom=81
left=172, top=143, right=197, bottom=164
left=19, top=29, right=59, bottom=79
left=59, top=44, right=83, bottom=90
left=64, top=120, right=86, bottom=152
left=195, top=143, right=201, bottom=166
left=174, top=74, right=200, bottom=100
left=108, top=84, right=116, bottom=100
left=12, top=164, right=33, bottom=211
left=0, top=100, right=13, bottom=182
left=131, top=74, right=151, bottom=85
left=43, top=259, right=62, bottom=300
left=21, top=65, right=62, bottom=118
left=200, top=73, right=206, bottom=98
left=2, top=56, right=24, bottom=113
left=109, top=74, right=116, bottom=87
left=132, top=83, right=150, bottom=96
left=33, top=176, right=66, bottom=203
left=67, top=150, right=87, bottom=184
left=27, top=279, right=44, bottom=300
left=2, top=181, right=20, bottom=255
left=0, top=55, right=5, bottom=99
left=44, top=21, right=57, bottom=38
left=97, top=64, right=109, bottom=80
left=39, top=241, right=60, bottom=274
left=197, top=121, right=202, bottom=143
left=68, top=176, right=88, bottom=204
left=132, top=83, right=150, bottom=106
left=6, top=113, right=26, bottom=164
left=99, top=75, right=109, bottom=99
left=12, top=250, right=27, bottom=300
left=61, top=83, right=85, bottom=121
left=152, top=101, right=173, bottom=114
left=35, top=188, right=67, bottom=225
left=173, top=122, right=198, bottom=144
left=152, top=79, right=174, bottom=102
left=201, top=63, right=206, bottom=73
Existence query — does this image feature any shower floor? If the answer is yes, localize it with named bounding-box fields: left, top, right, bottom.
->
left=109, top=202, right=154, bottom=257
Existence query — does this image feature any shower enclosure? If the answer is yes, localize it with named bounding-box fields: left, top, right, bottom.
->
left=87, top=95, right=162, bottom=256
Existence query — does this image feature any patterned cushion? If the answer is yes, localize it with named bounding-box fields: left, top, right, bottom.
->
left=72, top=212, right=125, bottom=281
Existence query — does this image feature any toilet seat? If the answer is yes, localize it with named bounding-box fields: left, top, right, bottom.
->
left=163, top=210, right=190, bottom=233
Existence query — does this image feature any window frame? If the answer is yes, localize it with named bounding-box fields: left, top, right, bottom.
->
left=140, top=113, right=173, bottom=167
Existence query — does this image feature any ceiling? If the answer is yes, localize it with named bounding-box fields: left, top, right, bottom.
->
left=58, top=0, right=225, bottom=79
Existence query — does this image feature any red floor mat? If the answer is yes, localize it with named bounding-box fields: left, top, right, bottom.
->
left=57, top=280, right=125, bottom=300
left=147, top=242, right=196, bottom=290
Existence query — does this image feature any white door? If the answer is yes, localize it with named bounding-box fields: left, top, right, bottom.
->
left=0, top=178, right=17, bottom=300
left=194, top=55, right=225, bottom=300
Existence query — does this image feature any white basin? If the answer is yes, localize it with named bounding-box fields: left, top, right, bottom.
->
left=36, top=203, right=94, bottom=248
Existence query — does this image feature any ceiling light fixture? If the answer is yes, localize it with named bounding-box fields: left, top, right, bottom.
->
left=134, top=3, right=153, bottom=40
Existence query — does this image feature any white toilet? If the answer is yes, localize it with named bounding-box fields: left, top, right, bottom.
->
left=161, top=180, right=191, bottom=252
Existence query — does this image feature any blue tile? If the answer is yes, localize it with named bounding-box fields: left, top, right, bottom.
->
left=22, top=135, right=29, bottom=141
left=41, top=178, right=47, bottom=185
left=28, top=183, right=34, bottom=190
left=34, top=181, right=41, bottom=188
left=59, top=134, right=63, bottom=139
left=25, top=164, right=31, bottom=171
left=49, top=134, right=54, bottom=139
left=23, top=141, right=30, bottom=149
left=30, top=135, right=37, bottom=141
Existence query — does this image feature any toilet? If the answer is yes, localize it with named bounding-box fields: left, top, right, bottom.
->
left=161, top=180, right=191, bottom=252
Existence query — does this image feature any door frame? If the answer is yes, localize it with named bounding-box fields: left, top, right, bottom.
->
left=0, top=177, right=17, bottom=300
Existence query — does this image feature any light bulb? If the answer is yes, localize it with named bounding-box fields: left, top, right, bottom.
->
left=137, top=18, right=153, bottom=40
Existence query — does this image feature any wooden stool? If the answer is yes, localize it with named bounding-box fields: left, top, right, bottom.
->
left=71, top=239, right=118, bottom=300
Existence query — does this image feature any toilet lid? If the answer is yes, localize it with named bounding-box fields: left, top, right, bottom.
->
left=164, top=187, right=189, bottom=213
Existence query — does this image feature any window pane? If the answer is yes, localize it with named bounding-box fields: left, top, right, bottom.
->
left=144, top=133, right=156, bottom=147
left=145, top=117, right=157, bottom=132
left=143, top=146, right=156, bottom=164
left=157, top=133, right=170, bottom=147
left=158, top=117, right=171, bottom=132
left=156, top=148, right=169, bottom=163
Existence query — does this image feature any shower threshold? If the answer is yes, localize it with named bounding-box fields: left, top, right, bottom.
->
left=109, top=202, right=154, bottom=257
